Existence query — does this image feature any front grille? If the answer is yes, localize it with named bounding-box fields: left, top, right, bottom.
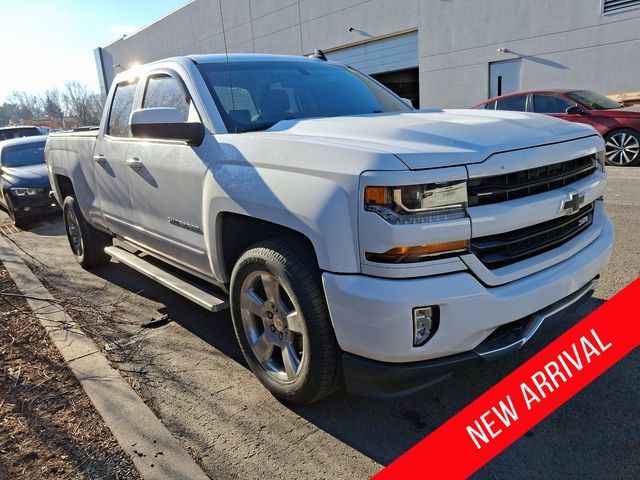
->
left=471, top=202, right=595, bottom=269
left=467, top=155, right=597, bottom=206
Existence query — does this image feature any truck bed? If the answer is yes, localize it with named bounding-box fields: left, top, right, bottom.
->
left=49, top=127, right=99, bottom=139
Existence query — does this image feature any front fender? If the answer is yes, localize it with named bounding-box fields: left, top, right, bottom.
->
left=201, top=134, right=405, bottom=281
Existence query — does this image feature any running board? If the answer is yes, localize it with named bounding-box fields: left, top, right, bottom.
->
left=104, top=246, right=228, bottom=312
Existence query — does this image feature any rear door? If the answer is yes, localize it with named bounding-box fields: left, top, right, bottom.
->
left=94, top=79, right=139, bottom=237
left=125, top=71, right=212, bottom=276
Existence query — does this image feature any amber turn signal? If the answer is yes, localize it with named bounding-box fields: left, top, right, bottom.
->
left=365, top=240, right=469, bottom=263
left=364, top=186, right=389, bottom=206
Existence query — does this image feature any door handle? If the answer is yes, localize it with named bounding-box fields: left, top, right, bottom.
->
left=93, top=154, right=107, bottom=165
left=126, top=157, right=143, bottom=171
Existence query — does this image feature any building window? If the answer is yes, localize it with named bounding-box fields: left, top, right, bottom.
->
left=603, top=0, right=640, bottom=14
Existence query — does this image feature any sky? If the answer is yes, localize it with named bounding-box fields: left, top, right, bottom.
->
left=0, top=0, right=189, bottom=102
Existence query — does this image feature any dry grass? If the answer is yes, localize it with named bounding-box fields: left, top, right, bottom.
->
left=0, top=266, right=141, bottom=479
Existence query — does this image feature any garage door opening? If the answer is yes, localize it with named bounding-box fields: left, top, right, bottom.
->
left=371, top=68, right=419, bottom=108
left=324, top=31, right=420, bottom=108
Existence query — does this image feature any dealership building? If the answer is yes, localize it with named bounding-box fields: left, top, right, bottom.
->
left=95, top=0, right=640, bottom=108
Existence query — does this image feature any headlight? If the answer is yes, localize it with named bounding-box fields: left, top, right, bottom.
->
left=364, top=180, right=468, bottom=225
left=363, top=180, right=469, bottom=263
left=11, top=187, right=43, bottom=196
left=595, top=150, right=606, bottom=172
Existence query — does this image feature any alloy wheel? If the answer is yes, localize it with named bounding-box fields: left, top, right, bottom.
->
left=64, top=207, right=83, bottom=257
left=239, top=270, right=306, bottom=383
left=605, top=132, right=640, bottom=166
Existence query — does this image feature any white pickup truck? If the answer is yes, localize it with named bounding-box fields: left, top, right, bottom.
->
left=46, top=54, right=613, bottom=403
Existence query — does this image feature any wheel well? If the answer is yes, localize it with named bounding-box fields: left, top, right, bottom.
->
left=603, top=127, right=640, bottom=139
left=219, top=213, right=319, bottom=280
left=55, top=175, right=75, bottom=200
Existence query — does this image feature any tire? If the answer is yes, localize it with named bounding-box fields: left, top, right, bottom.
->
left=604, top=129, right=640, bottom=166
left=62, top=196, right=111, bottom=268
left=230, top=239, right=341, bottom=404
left=5, top=195, right=25, bottom=228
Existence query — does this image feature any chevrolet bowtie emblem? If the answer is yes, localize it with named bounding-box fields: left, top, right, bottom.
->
left=562, top=193, right=585, bottom=214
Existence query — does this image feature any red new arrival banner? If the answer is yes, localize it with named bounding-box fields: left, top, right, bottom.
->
left=374, top=278, right=640, bottom=480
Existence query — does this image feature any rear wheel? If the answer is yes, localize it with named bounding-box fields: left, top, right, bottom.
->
left=62, top=196, right=111, bottom=268
left=230, top=239, right=341, bottom=404
left=604, top=129, right=640, bottom=166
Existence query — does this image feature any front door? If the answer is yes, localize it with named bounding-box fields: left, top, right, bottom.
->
left=94, top=79, right=138, bottom=238
left=125, top=72, right=211, bottom=276
left=489, top=59, right=521, bottom=98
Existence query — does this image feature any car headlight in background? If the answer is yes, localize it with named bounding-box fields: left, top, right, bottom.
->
left=10, top=187, right=44, bottom=196
left=364, top=180, right=470, bottom=263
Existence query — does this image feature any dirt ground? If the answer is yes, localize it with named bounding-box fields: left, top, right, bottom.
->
left=0, top=263, right=141, bottom=480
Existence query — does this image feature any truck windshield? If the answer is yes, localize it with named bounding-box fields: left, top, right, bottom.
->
left=566, top=90, right=623, bottom=110
left=196, top=60, right=412, bottom=133
left=2, top=142, right=46, bottom=167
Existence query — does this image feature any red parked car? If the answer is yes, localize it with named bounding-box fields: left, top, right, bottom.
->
left=474, top=89, right=640, bottom=166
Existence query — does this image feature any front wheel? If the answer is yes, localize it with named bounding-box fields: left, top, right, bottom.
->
left=5, top=195, right=25, bottom=228
left=604, top=129, right=640, bottom=166
left=230, top=239, right=341, bottom=404
left=62, top=196, right=111, bottom=268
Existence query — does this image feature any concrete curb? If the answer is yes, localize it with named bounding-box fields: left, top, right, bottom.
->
left=0, top=235, right=210, bottom=480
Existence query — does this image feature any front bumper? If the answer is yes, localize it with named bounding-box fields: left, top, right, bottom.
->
left=322, top=211, right=613, bottom=395
left=342, top=277, right=597, bottom=397
left=10, top=190, right=59, bottom=217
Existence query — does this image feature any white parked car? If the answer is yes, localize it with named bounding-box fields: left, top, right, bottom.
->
left=45, top=54, right=613, bottom=403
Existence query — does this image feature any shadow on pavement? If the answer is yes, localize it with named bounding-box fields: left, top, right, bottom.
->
left=87, top=246, right=607, bottom=465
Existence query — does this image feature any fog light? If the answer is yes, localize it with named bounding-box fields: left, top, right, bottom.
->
left=413, top=306, right=439, bottom=346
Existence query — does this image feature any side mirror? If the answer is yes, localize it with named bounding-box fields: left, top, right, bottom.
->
left=401, top=97, right=415, bottom=109
left=565, top=105, right=586, bottom=115
left=130, top=108, right=204, bottom=145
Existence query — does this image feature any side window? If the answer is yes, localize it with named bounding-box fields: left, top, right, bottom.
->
left=495, top=95, right=527, bottom=112
left=483, top=101, right=496, bottom=110
left=107, top=81, right=138, bottom=137
left=532, top=95, right=574, bottom=114
left=143, top=75, right=191, bottom=121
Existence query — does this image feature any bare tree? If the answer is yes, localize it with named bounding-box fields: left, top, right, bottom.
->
left=0, top=102, right=19, bottom=127
left=43, top=88, right=66, bottom=128
left=5, top=91, right=43, bottom=123
left=63, top=81, right=102, bottom=126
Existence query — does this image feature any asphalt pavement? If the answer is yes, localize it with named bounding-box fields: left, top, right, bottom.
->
left=1, top=166, right=638, bottom=480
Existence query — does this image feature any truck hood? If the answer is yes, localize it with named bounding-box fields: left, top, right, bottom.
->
left=267, top=110, right=598, bottom=170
